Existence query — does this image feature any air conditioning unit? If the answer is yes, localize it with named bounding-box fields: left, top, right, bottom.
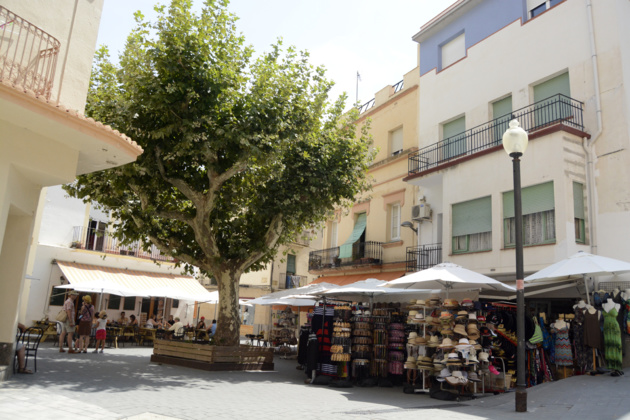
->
left=412, top=203, right=432, bottom=221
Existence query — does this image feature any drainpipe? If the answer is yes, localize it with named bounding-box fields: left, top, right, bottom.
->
left=582, top=0, right=603, bottom=255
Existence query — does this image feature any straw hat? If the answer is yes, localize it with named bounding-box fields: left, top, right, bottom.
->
left=467, top=324, right=480, bottom=340
left=440, top=328, right=454, bottom=337
left=455, top=338, right=471, bottom=349
left=410, top=299, right=426, bottom=308
left=468, top=371, right=482, bottom=382
left=453, top=324, right=468, bottom=337
left=468, top=312, right=478, bottom=322
left=436, top=367, right=451, bottom=382
left=404, top=355, right=417, bottom=369
left=478, top=352, right=490, bottom=362
left=446, top=352, right=462, bottom=367
left=456, top=310, right=468, bottom=319
left=467, top=353, right=479, bottom=364
left=443, top=298, right=459, bottom=309
left=446, top=371, right=468, bottom=385
left=82, top=295, right=92, bottom=303
left=438, top=337, right=455, bottom=349
left=408, top=332, right=418, bottom=343
left=414, top=313, right=425, bottom=323
left=469, top=339, right=483, bottom=351
left=408, top=310, right=419, bottom=317
left=439, top=311, right=453, bottom=321
left=427, top=335, right=440, bottom=347
left=414, top=336, right=427, bottom=346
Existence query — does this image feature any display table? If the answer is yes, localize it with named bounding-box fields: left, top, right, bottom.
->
left=151, top=339, right=274, bottom=371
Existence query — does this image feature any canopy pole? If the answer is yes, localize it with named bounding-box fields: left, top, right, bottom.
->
left=584, top=276, right=591, bottom=305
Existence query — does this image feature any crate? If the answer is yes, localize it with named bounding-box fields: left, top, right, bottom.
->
left=153, top=339, right=273, bottom=364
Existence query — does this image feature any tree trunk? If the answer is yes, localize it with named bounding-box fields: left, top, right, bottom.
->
left=214, top=268, right=242, bottom=346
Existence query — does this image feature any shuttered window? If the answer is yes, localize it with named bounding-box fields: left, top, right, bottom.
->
left=503, top=182, right=556, bottom=246
left=573, top=182, right=586, bottom=243
left=442, top=116, right=466, bottom=159
left=452, top=196, right=492, bottom=253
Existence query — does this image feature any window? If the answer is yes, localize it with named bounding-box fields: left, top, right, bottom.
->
left=440, top=32, right=465, bottom=70
left=287, top=254, right=296, bottom=275
left=172, top=299, right=179, bottom=309
left=452, top=196, right=492, bottom=254
left=528, top=0, right=563, bottom=18
left=390, top=203, right=401, bottom=240
left=442, top=116, right=466, bottom=159
left=573, top=182, right=586, bottom=243
left=329, top=220, right=338, bottom=248
left=108, top=294, right=122, bottom=310
left=492, top=95, right=512, bottom=142
left=533, top=72, right=571, bottom=127
left=390, top=127, right=403, bottom=156
left=503, top=182, right=555, bottom=247
left=123, top=296, right=136, bottom=311
left=85, top=219, right=107, bottom=251
left=49, top=286, right=65, bottom=306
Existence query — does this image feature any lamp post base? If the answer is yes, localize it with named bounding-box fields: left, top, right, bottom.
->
left=515, top=386, right=527, bottom=412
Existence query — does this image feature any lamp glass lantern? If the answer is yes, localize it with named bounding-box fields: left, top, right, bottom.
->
left=502, top=119, right=528, bottom=157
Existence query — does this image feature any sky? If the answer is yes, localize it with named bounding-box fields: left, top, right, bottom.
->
left=96, top=0, right=454, bottom=109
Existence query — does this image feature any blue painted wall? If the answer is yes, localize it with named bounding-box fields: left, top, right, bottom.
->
left=419, top=0, right=525, bottom=76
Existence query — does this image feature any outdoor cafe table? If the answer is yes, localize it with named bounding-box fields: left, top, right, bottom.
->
left=139, top=327, right=157, bottom=345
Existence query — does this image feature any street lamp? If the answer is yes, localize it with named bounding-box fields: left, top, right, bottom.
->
left=502, top=119, right=528, bottom=412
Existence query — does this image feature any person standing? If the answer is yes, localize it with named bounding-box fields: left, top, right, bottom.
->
left=77, top=295, right=95, bottom=353
left=93, top=311, right=107, bottom=353
left=59, top=291, right=78, bottom=353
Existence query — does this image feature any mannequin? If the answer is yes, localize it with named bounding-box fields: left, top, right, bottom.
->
left=602, top=298, right=623, bottom=376
left=574, top=300, right=587, bottom=310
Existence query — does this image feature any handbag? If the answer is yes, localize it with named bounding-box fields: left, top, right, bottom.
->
left=55, top=309, right=68, bottom=322
left=529, top=317, right=543, bottom=344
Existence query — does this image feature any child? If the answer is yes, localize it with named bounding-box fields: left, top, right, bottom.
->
left=93, top=311, right=107, bottom=353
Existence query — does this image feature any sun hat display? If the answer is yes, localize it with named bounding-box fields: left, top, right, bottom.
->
left=427, top=335, right=440, bottom=347
left=411, top=299, right=426, bottom=308
left=439, top=311, right=453, bottom=321
left=408, top=332, right=418, bottom=343
left=455, top=338, right=471, bottom=349
left=440, top=328, right=454, bottom=337
left=408, top=310, right=419, bottom=317
left=404, top=356, right=417, bottom=369
left=416, top=356, right=433, bottom=370
left=438, top=337, right=455, bottom=349
left=443, top=298, right=459, bottom=308
left=467, top=324, right=480, bottom=340
left=427, top=295, right=441, bottom=306
left=461, top=298, right=474, bottom=308
left=456, top=310, right=468, bottom=318
left=436, top=367, right=451, bottom=382
left=453, top=324, right=468, bottom=336
left=414, top=336, right=427, bottom=346
left=468, top=312, right=477, bottom=321
left=478, top=351, right=490, bottom=362
left=467, top=352, right=479, bottom=364
left=446, top=371, right=468, bottom=385
left=414, top=313, right=425, bottom=322
left=446, top=352, right=462, bottom=366
left=469, top=339, right=483, bottom=351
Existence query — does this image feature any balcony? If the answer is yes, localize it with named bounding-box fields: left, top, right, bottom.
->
left=406, top=243, right=442, bottom=272
left=71, top=226, right=175, bottom=262
left=277, top=273, right=308, bottom=290
left=308, top=241, right=383, bottom=271
left=0, top=6, right=60, bottom=99
left=408, top=94, right=585, bottom=176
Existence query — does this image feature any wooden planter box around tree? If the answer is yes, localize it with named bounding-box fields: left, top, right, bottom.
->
left=150, top=339, right=274, bottom=371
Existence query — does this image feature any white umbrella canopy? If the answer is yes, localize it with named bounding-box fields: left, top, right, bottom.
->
left=383, top=262, right=516, bottom=296
left=320, top=278, right=425, bottom=303
left=524, top=251, right=630, bottom=304
left=199, top=290, right=252, bottom=306
left=248, top=297, right=317, bottom=306
left=257, top=282, right=340, bottom=301
left=525, top=251, right=630, bottom=282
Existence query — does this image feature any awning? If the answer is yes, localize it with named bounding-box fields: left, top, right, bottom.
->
left=56, top=261, right=208, bottom=300
left=339, top=213, right=367, bottom=259
left=311, top=271, right=406, bottom=286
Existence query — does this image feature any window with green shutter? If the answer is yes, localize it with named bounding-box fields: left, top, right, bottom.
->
left=533, top=72, right=571, bottom=127
left=452, top=196, right=492, bottom=253
left=503, top=181, right=555, bottom=247
left=573, top=182, right=586, bottom=243
left=442, top=116, right=466, bottom=160
left=492, top=95, right=512, bottom=142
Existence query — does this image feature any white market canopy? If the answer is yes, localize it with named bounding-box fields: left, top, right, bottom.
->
left=319, top=278, right=429, bottom=303
left=384, top=262, right=516, bottom=296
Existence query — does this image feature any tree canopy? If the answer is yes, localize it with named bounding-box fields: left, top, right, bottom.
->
left=66, top=0, right=373, bottom=345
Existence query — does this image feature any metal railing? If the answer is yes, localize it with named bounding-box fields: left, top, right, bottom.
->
left=358, top=97, right=375, bottom=114
left=406, top=243, right=442, bottom=272
left=0, top=6, right=60, bottom=99
left=408, top=94, right=585, bottom=175
left=71, top=226, right=175, bottom=262
left=308, top=241, right=383, bottom=271
left=393, top=79, right=404, bottom=94
left=278, top=273, right=308, bottom=290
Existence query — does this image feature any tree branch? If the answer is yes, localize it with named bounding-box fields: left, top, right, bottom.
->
left=154, top=147, right=202, bottom=204
left=129, top=184, right=193, bottom=224
left=241, top=213, right=284, bottom=269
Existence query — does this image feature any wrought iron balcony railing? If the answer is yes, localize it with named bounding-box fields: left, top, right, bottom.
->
left=406, top=243, right=442, bottom=272
left=408, top=94, right=585, bottom=175
left=0, top=6, right=60, bottom=99
left=308, top=241, right=383, bottom=271
left=71, top=226, right=175, bottom=262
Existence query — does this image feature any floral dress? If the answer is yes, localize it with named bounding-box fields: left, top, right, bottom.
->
left=603, top=308, right=623, bottom=370
left=554, top=323, right=573, bottom=366
left=571, top=308, right=589, bottom=371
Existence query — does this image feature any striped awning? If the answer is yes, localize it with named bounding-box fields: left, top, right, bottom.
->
left=56, top=261, right=210, bottom=300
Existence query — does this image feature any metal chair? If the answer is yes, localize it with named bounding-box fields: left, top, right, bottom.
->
left=173, top=327, right=185, bottom=340
left=15, top=327, right=44, bottom=373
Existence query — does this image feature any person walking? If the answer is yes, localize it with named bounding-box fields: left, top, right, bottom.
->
left=59, top=291, right=79, bottom=353
left=77, top=295, right=95, bottom=353
left=93, top=311, right=107, bottom=353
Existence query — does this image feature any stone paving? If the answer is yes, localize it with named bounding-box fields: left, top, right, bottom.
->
left=1, top=343, right=629, bottom=420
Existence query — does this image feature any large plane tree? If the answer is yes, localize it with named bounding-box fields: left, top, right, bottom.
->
left=66, top=0, right=373, bottom=345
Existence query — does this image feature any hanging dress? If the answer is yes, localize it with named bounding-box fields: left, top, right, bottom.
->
left=554, top=323, right=573, bottom=366
left=571, top=307, right=589, bottom=371
left=603, top=307, right=623, bottom=371
left=624, top=298, right=630, bottom=335
left=583, top=310, right=603, bottom=350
